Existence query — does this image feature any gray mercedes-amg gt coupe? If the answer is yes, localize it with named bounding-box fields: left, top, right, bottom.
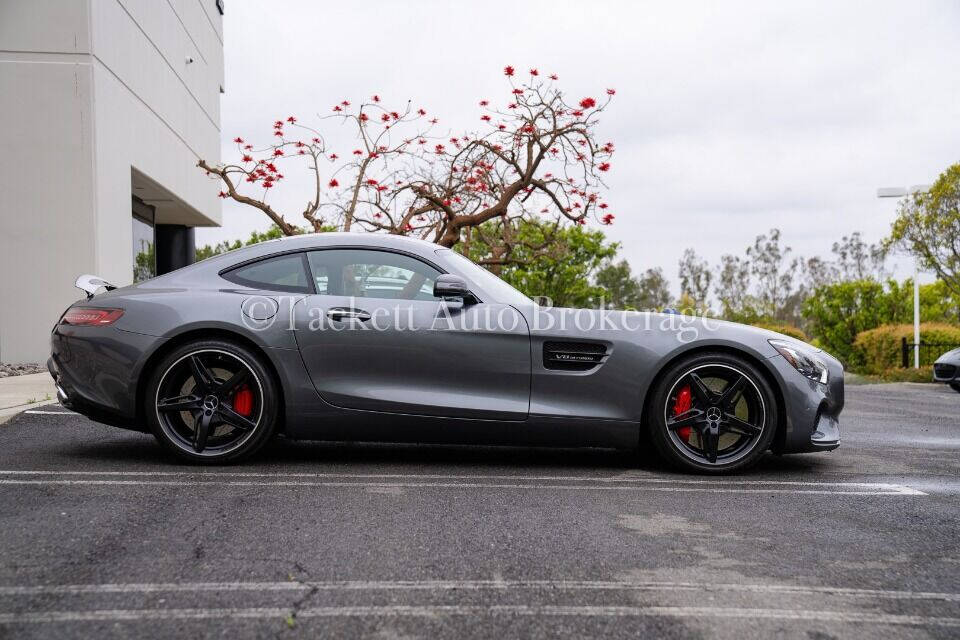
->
left=48, top=233, right=843, bottom=473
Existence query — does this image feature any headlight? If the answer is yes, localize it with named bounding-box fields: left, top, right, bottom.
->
left=769, top=339, right=829, bottom=384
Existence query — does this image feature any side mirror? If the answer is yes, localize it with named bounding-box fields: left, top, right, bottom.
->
left=434, top=274, right=471, bottom=300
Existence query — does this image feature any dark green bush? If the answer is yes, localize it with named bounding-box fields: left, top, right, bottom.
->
left=851, top=323, right=960, bottom=374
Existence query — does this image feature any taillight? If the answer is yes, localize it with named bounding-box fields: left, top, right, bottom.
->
left=61, top=308, right=124, bottom=326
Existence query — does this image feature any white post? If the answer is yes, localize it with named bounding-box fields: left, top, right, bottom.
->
left=913, top=258, right=920, bottom=368
left=877, top=184, right=931, bottom=370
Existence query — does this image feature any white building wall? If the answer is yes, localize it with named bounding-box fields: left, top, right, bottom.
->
left=0, top=0, right=223, bottom=363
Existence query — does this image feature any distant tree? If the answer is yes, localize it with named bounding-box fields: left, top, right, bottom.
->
left=594, top=261, right=671, bottom=310
left=715, top=254, right=754, bottom=322
left=198, top=67, right=618, bottom=257
left=462, top=219, right=617, bottom=308
left=678, top=248, right=713, bottom=312
left=886, top=163, right=960, bottom=296
left=194, top=225, right=290, bottom=261
left=636, top=267, right=672, bottom=310
left=746, top=229, right=799, bottom=322
left=832, top=231, right=886, bottom=281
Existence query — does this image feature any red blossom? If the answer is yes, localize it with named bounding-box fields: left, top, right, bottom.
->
left=507, top=103, right=517, bottom=109
left=529, top=68, right=538, bottom=76
left=599, top=203, right=608, bottom=209
left=241, top=154, right=253, bottom=162
left=417, top=108, right=426, bottom=116
left=390, top=111, right=400, bottom=119
left=366, top=179, right=378, bottom=185
left=579, top=97, right=596, bottom=109
left=512, top=88, right=524, bottom=95
left=372, top=94, right=380, bottom=102
left=598, top=162, right=611, bottom=172
left=218, top=190, right=228, bottom=198
left=571, top=110, right=584, bottom=117
left=601, top=213, right=615, bottom=225
left=273, top=149, right=284, bottom=156
left=274, top=120, right=284, bottom=128
left=435, top=144, right=445, bottom=153
left=332, top=105, right=343, bottom=112
left=359, top=113, right=369, bottom=122
left=243, top=144, right=253, bottom=150
left=352, top=149, right=363, bottom=155
left=312, top=137, right=321, bottom=143
left=381, top=113, right=390, bottom=122
left=497, top=124, right=506, bottom=130
left=606, top=88, right=616, bottom=95
left=480, top=115, right=492, bottom=122
left=341, top=100, right=350, bottom=106
left=233, top=137, right=244, bottom=144
left=442, top=199, right=452, bottom=206
left=549, top=74, right=558, bottom=80
left=328, top=179, right=339, bottom=188
left=479, top=100, right=489, bottom=106
left=329, top=153, right=338, bottom=160
left=504, top=65, right=515, bottom=76
left=274, top=131, right=283, bottom=137
left=286, top=116, right=296, bottom=123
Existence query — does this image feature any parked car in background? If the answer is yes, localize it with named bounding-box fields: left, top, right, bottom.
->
left=933, top=348, right=960, bottom=393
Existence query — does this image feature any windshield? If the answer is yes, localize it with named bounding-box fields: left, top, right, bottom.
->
left=440, top=250, right=533, bottom=306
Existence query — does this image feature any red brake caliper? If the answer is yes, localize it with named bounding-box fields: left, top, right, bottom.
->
left=673, top=385, right=692, bottom=441
left=232, top=384, right=254, bottom=417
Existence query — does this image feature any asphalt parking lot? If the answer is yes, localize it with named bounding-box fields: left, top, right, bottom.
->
left=0, top=382, right=957, bottom=639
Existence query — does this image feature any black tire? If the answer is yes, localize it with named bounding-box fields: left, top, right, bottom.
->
left=145, top=338, right=280, bottom=464
left=645, top=352, right=778, bottom=474
left=950, top=382, right=960, bottom=394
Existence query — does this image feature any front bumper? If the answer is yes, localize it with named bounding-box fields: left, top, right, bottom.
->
left=767, top=352, right=844, bottom=454
left=933, top=362, right=958, bottom=383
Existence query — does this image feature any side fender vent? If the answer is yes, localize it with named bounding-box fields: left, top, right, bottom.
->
left=543, top=341, right=607, bottom=371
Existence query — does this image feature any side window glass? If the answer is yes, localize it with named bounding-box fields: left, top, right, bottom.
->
left=307, top=249, right=441, bottom=300
left=223, top=254, right=310, bottom=293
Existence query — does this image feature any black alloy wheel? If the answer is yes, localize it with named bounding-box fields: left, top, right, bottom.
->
left=146, top=339, right=279, bottom=463
left=646, top=352, right=778, bottom=473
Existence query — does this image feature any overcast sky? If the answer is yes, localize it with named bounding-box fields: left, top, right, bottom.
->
left=197, top=0, right=960, bottom=287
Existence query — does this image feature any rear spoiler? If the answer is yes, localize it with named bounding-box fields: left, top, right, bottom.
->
left=75, top=274, right=117, bottom=300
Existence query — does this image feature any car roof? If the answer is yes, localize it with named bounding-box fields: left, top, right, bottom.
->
left=202, top=232, right=447, bottom=267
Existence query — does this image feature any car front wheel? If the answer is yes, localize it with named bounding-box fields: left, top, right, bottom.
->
left=145, top=339, right=280, bottom=464
left=646, top=352, right=778, bottom=474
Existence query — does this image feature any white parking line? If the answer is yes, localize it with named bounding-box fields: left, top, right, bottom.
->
left=22, top=410, right=75, bottom=415
left=0, top=478, right=924, bottom=495
left=0, top=579, right=956, bottom=602
left=0, top=470, right=927, bottom=495
left=0, top=605, right=957, bottom=627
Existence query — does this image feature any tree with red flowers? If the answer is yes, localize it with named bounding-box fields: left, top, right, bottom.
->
left=198, top=67, right=616, bottom=255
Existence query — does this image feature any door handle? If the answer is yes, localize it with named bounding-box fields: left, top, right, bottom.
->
left=326, top=307, right=371, bottom=322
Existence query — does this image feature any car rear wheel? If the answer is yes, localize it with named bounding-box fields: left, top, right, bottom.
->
left=646, top=352, right=778, bottom=474
left=145, top=339, right=279, bottom=464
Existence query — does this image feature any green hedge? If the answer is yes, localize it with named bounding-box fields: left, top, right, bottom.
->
left=851, top=323, right=960, bottom=374
left=753, top=323, right=808, bottom=342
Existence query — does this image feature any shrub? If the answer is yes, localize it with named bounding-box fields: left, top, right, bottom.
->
left=753, top=323, right=808, bottom=342
left=851, top=323, right=960, bottom=374
left=802, top=279, right=960, bottom=365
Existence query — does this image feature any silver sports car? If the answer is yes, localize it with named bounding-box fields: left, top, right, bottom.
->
left=48, top=233, right=844, bottom=473
left=933, top=348, right=960, bottom=393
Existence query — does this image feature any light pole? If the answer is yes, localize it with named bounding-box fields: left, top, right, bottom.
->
left=877, top=184, right=931, bottom=369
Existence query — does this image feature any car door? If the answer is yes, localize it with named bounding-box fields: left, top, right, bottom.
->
left=293, top=248, right=530, bottom=420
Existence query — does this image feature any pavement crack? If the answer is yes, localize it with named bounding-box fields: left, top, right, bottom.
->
left=275, top=564, right=318, bottom=635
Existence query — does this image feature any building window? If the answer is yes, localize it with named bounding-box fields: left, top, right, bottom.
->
left=132, top=198, right=156, bottom=283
